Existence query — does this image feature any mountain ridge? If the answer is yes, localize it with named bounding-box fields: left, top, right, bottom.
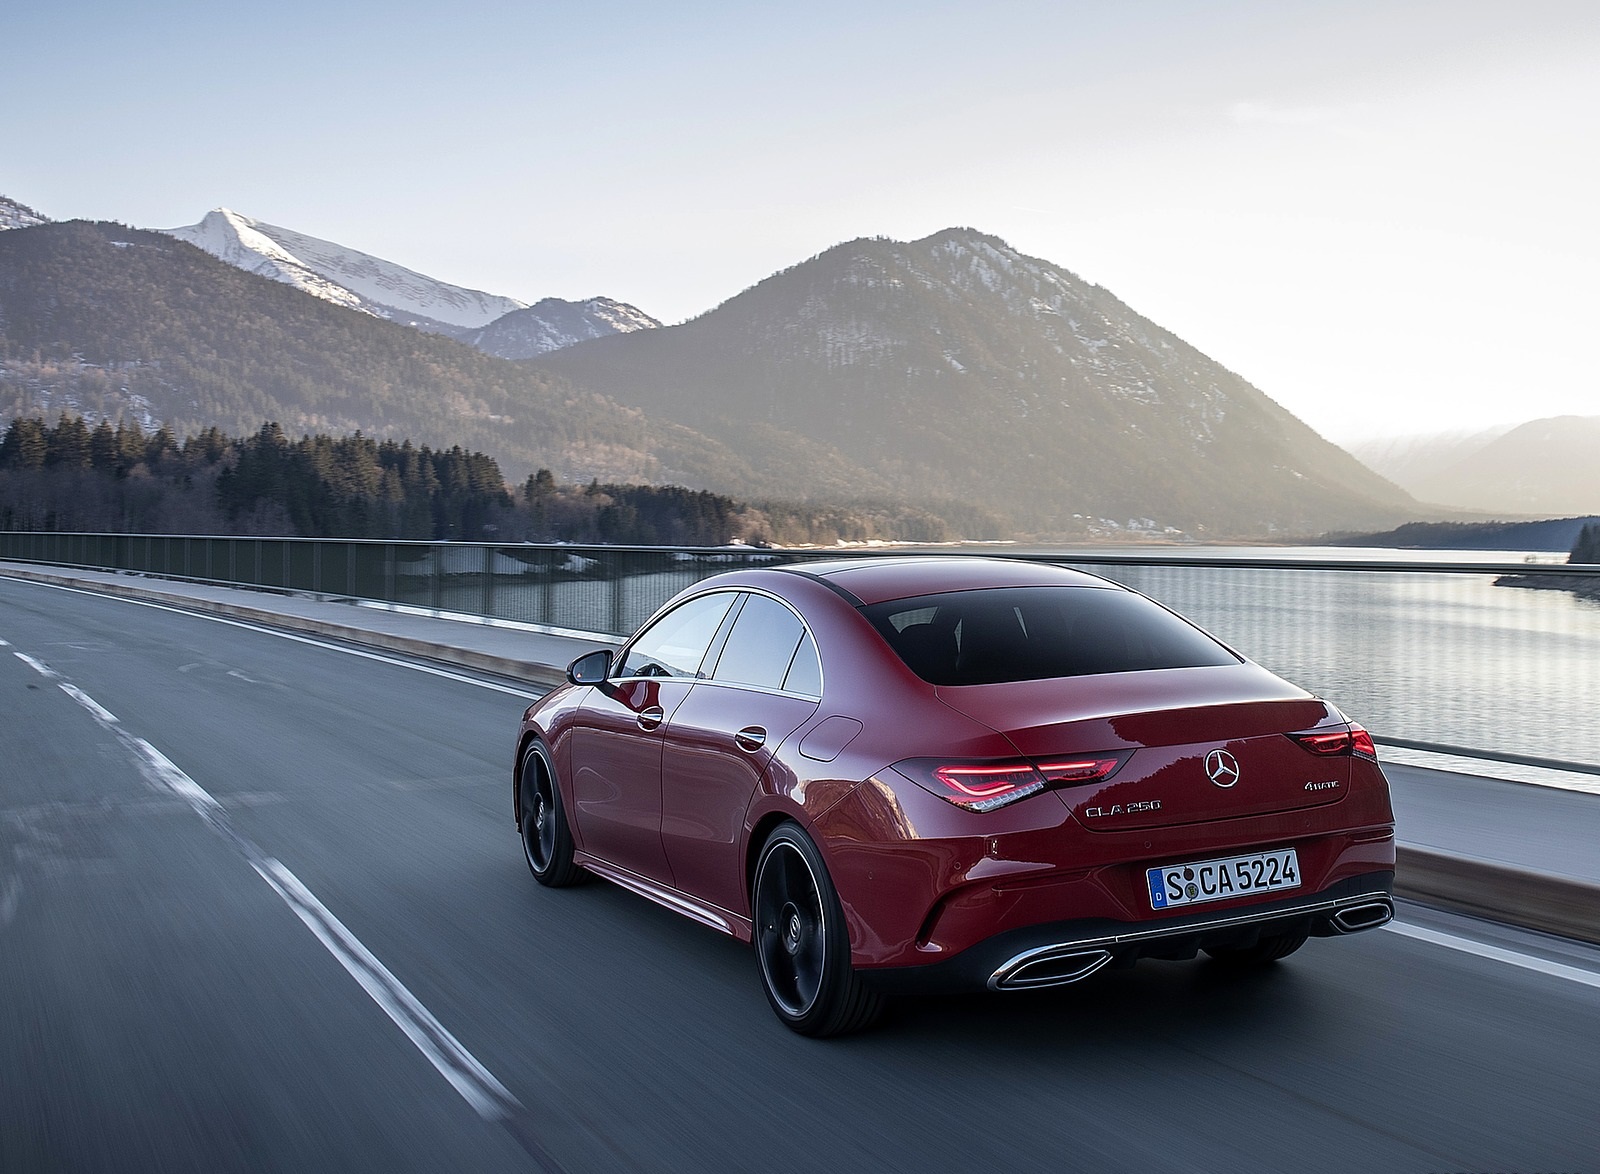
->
left=160, top=208, right=529, bottom=328
left=534, top=228, right=1416, bottom=536
left=0, top=220, right=773, bottom=494
left=0, top=214, right=1422, bottom=537
left=159, top=208, right=660, bottom=358
left=0, top=196, right=51, bottom=232
left=1351, top=416, right=1600, bottom=516
left=467, top=296, right=662, bottom=360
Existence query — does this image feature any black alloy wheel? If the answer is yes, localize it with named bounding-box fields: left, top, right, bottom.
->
left=752, top=822, right=884, bottom=1037
left=520, top=742, right=580, bottom=887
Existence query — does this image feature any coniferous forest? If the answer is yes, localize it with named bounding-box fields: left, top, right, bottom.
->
left=0, top=414, right=954, bottom=546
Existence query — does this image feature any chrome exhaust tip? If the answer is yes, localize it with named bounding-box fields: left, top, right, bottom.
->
left=1331, top=899, right=1394, bottom=934
left=990, top=948, right=1114, bottom=991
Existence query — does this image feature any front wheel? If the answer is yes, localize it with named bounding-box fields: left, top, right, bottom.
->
left=520, top=742, right=581, bottom=887
left=752, top=823, right=884, bottom=1037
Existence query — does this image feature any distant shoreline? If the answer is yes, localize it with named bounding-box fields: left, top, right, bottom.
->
left=1322, top=515, right=1600, bottom=552
left=1494, top=572, right=1600, bottom=601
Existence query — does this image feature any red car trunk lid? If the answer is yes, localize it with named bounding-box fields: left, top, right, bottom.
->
left=935, top=664, right=1350, bottom=829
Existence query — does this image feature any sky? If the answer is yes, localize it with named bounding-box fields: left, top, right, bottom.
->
left=4, top=0, right=1597, bottom=442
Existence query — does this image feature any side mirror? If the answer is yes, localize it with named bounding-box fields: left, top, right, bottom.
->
left=567, top=649, right=613, bottom=686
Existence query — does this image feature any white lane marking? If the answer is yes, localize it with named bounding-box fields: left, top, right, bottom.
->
left=252, top=857, right=518, bottom=1119
left=21, top=648, right=522, bottom=1120
left=1386, top=921, right=1600, bottom=991
left=58, top=682, right=118, bottom=724
left=14, top=651, right=58, bottom=678
left=10, top=580, right=543, bottom=700
left=128, top=736, right=229, bottom=821
left=0, top=637, right=10, bottom=645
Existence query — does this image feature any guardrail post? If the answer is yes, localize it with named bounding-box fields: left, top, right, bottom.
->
left=609, top=550, right=626, bottom=635
left=482, top=546, right=495, bottom=618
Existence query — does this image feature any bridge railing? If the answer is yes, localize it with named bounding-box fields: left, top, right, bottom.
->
left=3, top=531, right=1597, bottom=777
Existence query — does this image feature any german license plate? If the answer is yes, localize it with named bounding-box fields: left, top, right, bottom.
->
left=1147, top=848, right=1300, bottom=911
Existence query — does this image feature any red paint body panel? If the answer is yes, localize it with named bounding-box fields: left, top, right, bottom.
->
left=661, top=682, right=818, bottom=916
left=569, top=678, right=684, bottom=884
left=812, top=754, right=1393, bottom=968
left=934, top=662, right=1316, bottom=750
left=514, top=558, right=1397, bottom=989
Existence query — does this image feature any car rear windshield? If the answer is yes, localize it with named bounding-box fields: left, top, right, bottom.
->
left=862, top=586, right=1239, bottom=686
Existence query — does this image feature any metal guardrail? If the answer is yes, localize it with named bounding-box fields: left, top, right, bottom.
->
left=3, top=531, right=1598, bottom=775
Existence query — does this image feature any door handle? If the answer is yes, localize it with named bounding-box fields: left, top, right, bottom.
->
left=734, top=726, right=767, bottom=753
left=637, top=705, right=665, bottom=731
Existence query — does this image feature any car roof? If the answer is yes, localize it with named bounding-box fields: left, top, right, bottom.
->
left=772, top=556, right=1115, bottom=606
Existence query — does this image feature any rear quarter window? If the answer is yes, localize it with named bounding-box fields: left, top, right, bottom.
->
left=710, top=594, right=810, bottom=692
left=863, top=586, right=1238, bottom=686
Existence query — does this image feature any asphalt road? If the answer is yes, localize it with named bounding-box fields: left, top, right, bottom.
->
left=3, top=576, right=1597, bottom=1173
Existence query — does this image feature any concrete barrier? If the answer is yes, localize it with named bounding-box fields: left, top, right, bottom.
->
left=1396, top=845, right=1600, bottom=946
left=0, top=566, right=571, bottom=688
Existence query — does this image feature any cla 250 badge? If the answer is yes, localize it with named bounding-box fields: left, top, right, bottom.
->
left=1084, top=800, right=1163, bottom=818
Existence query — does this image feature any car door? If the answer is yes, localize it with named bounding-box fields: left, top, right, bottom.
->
left=661, top=592, right=822, bottom=915
left=572, top=591, right=738, bottom=884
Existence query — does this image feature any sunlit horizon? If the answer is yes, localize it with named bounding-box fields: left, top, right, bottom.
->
left=6, top=0, right=1596, bottom=441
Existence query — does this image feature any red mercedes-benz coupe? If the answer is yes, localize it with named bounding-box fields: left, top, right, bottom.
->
left=512, top=558, right=1395, bottom=1035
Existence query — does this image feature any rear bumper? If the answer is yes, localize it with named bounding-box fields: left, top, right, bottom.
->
left=859, top=870, right=1394, bottom=994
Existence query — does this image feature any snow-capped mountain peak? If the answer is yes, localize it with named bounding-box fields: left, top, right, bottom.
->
left=467, top=296, right=663, bottom=360
left=0, top=195, right=51, bottom=231
left=157, top=207, right=661, bottom=355
left=160, top=208, right=529, bottom=329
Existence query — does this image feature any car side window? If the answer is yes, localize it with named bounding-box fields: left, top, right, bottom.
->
left=782, top=630, right=822, bottom=698
left=618, top=593, right=737, bottom=679
left=709, top=594, right=811, bottom=693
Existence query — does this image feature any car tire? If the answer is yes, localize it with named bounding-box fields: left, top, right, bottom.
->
left=520, top=741, right=581, bottom=887
left=752, top=822, right=885, bottom=1037
left=1204, top=928, right=1309, bottom=967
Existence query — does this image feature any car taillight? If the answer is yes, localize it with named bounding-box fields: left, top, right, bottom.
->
left=891, top=754, right=1126, bottom=813
left=1036, top=757, right=1127, bottom=784
left=1290, top=722, right=1378, bottom=761
left=1349, top=723, right=1377, bottom=760
left=931, top=764, right=1046, bottom=811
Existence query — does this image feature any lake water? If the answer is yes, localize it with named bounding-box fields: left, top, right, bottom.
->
left=412, top=545, right=1600, bottom=790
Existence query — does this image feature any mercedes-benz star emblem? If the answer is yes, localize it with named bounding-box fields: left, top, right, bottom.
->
left=1205, top=748, right=1241, bottom=788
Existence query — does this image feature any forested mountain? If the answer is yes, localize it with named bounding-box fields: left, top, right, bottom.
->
left=536, top=229, right=1416, bottom=536
left=2, top=216, right=1421, bottom=538
left=0, top=416, right=950, bottom=545
left=0, top=220, right=759, bottom=491
left=1328, top=515, right=1600, bottom=551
